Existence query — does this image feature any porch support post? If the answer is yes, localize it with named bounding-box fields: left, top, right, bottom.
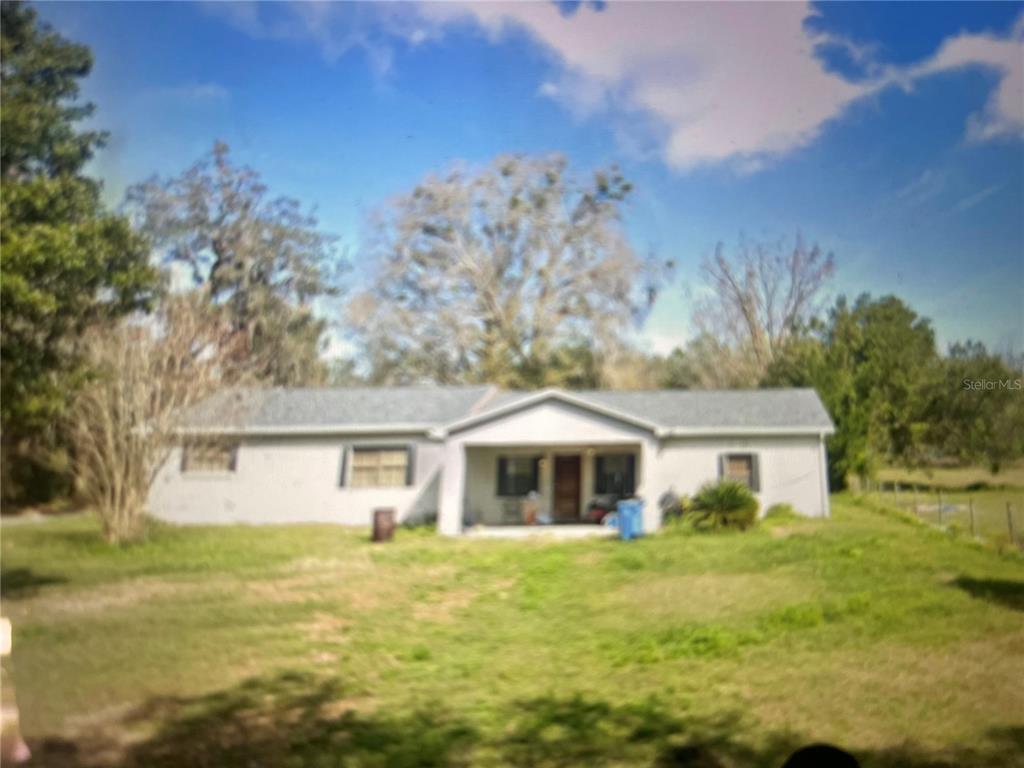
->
left=639, top=438, right=660, bottom=534
left=438, top=441, right=466, bottom=536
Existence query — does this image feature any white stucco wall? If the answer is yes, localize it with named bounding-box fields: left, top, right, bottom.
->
left=647, top=434, right=830, bottom=518
left=147, top=433, right=443, bottom=526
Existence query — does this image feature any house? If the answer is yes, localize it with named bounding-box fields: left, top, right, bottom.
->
left=148, top=385, right=835, bottom=535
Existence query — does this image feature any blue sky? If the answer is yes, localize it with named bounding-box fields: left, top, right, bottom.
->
left=39, top=1, right=1024, bottom=358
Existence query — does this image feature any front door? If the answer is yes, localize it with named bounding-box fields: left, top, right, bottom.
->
left=553, top=455, right=582, bottom=522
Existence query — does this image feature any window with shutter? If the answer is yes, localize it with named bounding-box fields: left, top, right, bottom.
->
left=182, top=440, right=238, bottom=473
left=496, top=456, right=541, bottom=497
left=594, top=453, right=636, bottom=496
left=721, top=453, right=759, bottom=491
left=350, top=447, right=411, bottom=488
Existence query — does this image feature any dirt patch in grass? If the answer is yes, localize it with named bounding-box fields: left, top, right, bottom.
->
left=244, top=573, right=336, bottom=604
left=12, top=578, right=197, bottom=621
left=300, top=611, right=350, bottom=640
left=412, top=587, right=477, bottom=623
left=769, top=526, right=798, bottom=539
left=610, top=572, right=817, bottom=625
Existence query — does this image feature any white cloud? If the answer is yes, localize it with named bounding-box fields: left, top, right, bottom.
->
left=900, top=20, right=1024, bottom=143
left=423, top=2, right=1024, bottom=170
left=895, top=169, right=947, bottom=207
left=422, top=2, right=867, bottom=170
left=207, top=1, right=1024, bottom=171
left=202, top=1, right=437, bottom=75
left=954, top=184, right=1002, bottom=213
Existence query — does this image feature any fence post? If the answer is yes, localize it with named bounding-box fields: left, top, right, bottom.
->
left=1008, top=502, right=1017, bottom=546
left=969, top=498, right=976, bottom=538
left=938, top=489, right=944, bottom=525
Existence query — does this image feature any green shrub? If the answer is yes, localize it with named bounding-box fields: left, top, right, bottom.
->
left=691, top=480, right=759, bottom=531
left=764, top=503, right=800, bottom=521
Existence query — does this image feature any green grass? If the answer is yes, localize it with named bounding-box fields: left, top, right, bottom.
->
left=2, top=496, right=1023, bottom=767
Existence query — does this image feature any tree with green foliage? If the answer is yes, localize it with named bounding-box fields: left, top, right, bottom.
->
left=127, top=142, right=342, bottom=386
left=1, top=1, right=157, bottom=504
left=348, top=154, right=666, bottom=388
left=925, top=341, right=1024, bottom=473
left=765, top=294, right=940, bottom=487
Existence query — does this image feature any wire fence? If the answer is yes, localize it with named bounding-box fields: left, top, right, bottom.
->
left=859, top=479, right=1023, bottom=549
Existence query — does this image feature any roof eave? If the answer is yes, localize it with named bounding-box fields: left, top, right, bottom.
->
left=438, top=387, right=661, bottom=438
left=175, top=423, right=437, bottom=437
left=656, top=425, right=835, bottom=438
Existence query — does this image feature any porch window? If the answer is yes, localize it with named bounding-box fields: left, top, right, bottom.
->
left=594, top=453, right=636, bottom=496
left=719, top=453, right=760, bottom=492
left=496, top=456, right=540, bottom=497
left=350, top=447, right=412, bottom=488
left=181, top=440, right=238, bottom=473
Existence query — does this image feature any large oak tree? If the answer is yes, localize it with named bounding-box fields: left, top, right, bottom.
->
left=348, top=154, right=665, bottom=387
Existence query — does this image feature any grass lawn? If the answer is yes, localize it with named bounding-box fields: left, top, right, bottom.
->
left=2, top=495, right=1023, bottom=767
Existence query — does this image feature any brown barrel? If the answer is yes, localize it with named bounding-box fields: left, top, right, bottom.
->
left=372, top=508, right=396, bottom=542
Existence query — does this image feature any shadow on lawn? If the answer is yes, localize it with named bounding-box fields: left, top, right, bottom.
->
left=953, top=576, right=1024, bottom=612
left=0, top=567, right=66, bottom=599
left=28, top=670, right=1024, bottom=768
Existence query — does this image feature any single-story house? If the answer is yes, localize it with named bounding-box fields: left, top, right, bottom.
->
left=148, top=385, right=835, bottom=535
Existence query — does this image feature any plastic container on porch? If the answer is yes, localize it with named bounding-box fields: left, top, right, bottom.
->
left=616, top=499, right=644, bottom=541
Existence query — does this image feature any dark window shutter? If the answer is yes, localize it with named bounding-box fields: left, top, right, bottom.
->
left=718, top=454, right=725, bottom=479
left=497, top=457, right=508, bottom=496
left=180, top=445, right=189, bottom=473
left=339, top=446, right=349, bottom=487
left=750, top=454, right=761, bottom=492
left=531, top=457, right=541, bottom=493
left=405, top=446, right=415, bottom=487
left=625, top=454, right=636, bottom=495
left=228, top=444, right=239, bottom=472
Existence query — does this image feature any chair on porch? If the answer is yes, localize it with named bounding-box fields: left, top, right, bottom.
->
left=501, top=498, right=523, bottom=525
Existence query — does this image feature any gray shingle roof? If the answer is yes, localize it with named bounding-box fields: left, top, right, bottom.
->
left=582, top=389, right=832, bottom=430
left=473, top=388, right=832, bottom=431
left=184, top=385, right=832, bottom=434
left=182, top=385, right=494, bottom=430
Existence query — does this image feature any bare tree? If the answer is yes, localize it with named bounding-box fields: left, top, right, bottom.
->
left=68, top=294, right=246, bottom=543
left=348, top=154, right=667, bottom=387
left=695, top=235, right=834, bottom=383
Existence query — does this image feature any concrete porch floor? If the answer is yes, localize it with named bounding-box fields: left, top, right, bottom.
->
left=462, top=524, right=616, bottom=540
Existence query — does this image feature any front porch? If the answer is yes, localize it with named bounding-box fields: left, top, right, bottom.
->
left=463, top=524, right=617, bottom=540
left=452, top=443, right=642, bottom=532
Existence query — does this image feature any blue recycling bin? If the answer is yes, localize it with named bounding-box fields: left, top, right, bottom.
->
left=616, top=499, right=644, bottom=540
